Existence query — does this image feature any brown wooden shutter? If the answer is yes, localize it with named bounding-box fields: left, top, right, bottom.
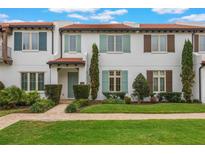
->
left=166, top=70, right=172, bottom=92
left=144, top=35, right=151, bottom=52
left=194, top=34, right=199, bottom=52
left=147, top=70, right=153, bottom=92
left=167, top=35, right=175, bottom=52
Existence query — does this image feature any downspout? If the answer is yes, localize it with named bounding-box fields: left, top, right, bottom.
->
left=199, top=64, right=205, bottom=102
left=60, top=30, right=62, bottom=58
left=51, top=29, right=54, bottom=54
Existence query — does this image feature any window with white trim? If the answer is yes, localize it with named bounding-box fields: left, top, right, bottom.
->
left=199, top=35, right=205, bottom=51
left=153, top=71, right=166, bottom=93
left=109, top=70, right=121, bottom=92
left=21, top=72, right=44, bottom=91
left=22, top=32, right=39, bottom=51
left=107, top=35, right=123, bottom=52
left=151, top=35, right=167, bottom=52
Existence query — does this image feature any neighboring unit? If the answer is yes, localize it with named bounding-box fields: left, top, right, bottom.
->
left=0, top=21, right=205, bottom=102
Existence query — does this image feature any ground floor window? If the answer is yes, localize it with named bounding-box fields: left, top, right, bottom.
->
left=153, top=70, right=166, bottom=93
left=109, top=70, right=121, bottom=92
left=21, top=72, right=44, bottom=91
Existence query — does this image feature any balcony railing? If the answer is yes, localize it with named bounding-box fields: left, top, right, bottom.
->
left=0, top=45, right=12, bottom=59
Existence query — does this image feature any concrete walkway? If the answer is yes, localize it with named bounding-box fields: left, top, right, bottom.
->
left=2, top=104, right=205, bottom=130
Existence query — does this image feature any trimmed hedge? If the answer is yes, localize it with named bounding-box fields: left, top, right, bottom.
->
left=103, top=92, right=126, bottom=100
left=0, top=81, right=5, bottom=90
left=45, top=84, right=62, bottom=104
left=103, top=98, right=125, bottom=104
left=124, top=96, right=131, bottom=104
left=158, top=92, right=182, bottom=103
left=73, top=84, right=90, bottom=99
left=30, top=99, right=55, bottom=113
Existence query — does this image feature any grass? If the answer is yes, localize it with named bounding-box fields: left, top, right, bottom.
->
left=1, top=120, right=205, bottom=144
left=80, top=103, right=205, bottom=113
left=0, top=107, right=30, bottom=117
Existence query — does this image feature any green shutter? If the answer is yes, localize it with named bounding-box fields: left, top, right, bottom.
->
left=121, top=70, right=128, bottom=93
left=123, top=35, right=131, bottom=53
left=99, top=34, right=107, bottom=53
left=76, top=35, right=81, bottom=53
left=39, top=32, right=47, bottom=51
left=102, top=70, right=109, bottom=92
left=14, top=32, right=22, bottom=51
left=64, top=35, right=69, bottom=53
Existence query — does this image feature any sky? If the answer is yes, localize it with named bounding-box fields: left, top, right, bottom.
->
left=0, top=8, right=205, bottom=23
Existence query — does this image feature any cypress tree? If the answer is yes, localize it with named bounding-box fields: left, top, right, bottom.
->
left=132, top=73, right=150, bottom=102
left=180, top=40, right=195, bottom=101
left=89, top=43, right=99, bottom=100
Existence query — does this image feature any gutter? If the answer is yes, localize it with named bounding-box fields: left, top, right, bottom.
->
left=199, top=63, right=205, bottom=102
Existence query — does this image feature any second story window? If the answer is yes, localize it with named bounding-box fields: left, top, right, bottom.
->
left=14, top=32, right=47, bottom=51
left=64, top=34, right=81, bottom=53
left=107, top=35, right=123, bottom=52
left=22, top=32, right=39, bottom=51
left=199, top=35, right=205, bottom=52
left=151, top=35, right=167, bottom=52
left=99, top=34, right=130, bottom=53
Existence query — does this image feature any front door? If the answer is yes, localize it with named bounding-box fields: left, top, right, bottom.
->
left=68, top=72, right=78, bottom=98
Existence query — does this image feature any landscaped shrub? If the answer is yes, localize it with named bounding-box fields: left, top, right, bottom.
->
left=192, top=99, right=202, bottom=103
left=158, top=92, right=182, bottom=103
left=103, top=98, right=125, bottom=104
left=45, top=84, right=62, bottom=104
left=25, top=91, right=41, bottom=105
left=73, top=84, right=90, bottom=99
left=74, top=99, right=90, bottom=107
left=65, top=103, right=78, bottom=113
left=103, top=92, right=126, bottom=100
left=132, top=73, right=150, bottom=102
left=0, top=86, right=26, bottom=109
left=30, top=99, right=55, bottom=113
left=0, top=81, right=5, bottom=90
left=124, top=96, right=131, bottom=104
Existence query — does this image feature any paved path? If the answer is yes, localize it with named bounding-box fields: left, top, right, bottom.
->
left=2, top=104, right=205, bottom=130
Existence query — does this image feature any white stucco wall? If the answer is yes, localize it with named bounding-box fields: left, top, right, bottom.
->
left=1, top=21, right=205, bottom=101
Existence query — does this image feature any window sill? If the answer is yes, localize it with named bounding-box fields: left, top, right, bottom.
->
left=107, top=51, right=124, bottom=54
left=198, top=51, right=205, bottom=54
left=151, top=51, right=168, bottom=54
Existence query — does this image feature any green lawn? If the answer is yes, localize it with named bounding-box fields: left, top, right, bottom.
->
left=0, top=108, right=30, bottom=117
left=1, top=120, right=205, bottom=144
left=80, top=103, right=205, bottom=113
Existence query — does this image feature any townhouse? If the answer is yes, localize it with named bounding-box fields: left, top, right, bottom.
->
left=0, top=21, right=205, bottom=102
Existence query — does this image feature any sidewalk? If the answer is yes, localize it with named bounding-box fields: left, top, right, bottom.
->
left=1, top=104, right=205, bottom=130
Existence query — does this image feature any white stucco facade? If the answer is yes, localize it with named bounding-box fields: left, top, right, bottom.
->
left=0, top=21, right=205, bottom=102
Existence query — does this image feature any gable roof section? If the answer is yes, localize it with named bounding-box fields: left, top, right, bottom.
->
left=0, top=22, right=54, bottom=29
left=139, top=24, right=205, bottom=30
left=60, top=24, right=134, bottom=31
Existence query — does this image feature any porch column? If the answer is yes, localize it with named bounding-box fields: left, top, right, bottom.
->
left=50, top=66, right=58, bottom=84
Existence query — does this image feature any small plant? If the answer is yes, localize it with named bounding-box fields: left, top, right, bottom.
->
left=132, top=73, right=150, bottom=102
left=124, top=96, right=131, bottom=104
left=45, top=84, right=62, bottom=104
left=65, top=103, right=78, bottom=113
left=0, top=81, right=5, bottom=90
left=158, top=92, right=182, bottom=103
left=25, top=91, right=41, bottom=105
left=30, top=99, right=55, bottom=113
left=73, top=84, right=90, bottom=99
left=103, top=98, right=125, bottom=104
left=192, top=99, right=202, bottom=103
left=0, top=86, right=26, bottom=109
left=103, top=92, right=126, bottom=100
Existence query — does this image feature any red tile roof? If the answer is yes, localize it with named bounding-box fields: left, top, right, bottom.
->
left=61, top=24, right=133, bottom=30
left=0, top=22, right=53, bottom=29
left=139, top=24, right=204, bottom=29
left=47, top=58, right=85, bottom=65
